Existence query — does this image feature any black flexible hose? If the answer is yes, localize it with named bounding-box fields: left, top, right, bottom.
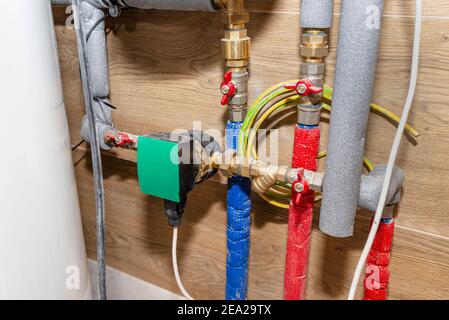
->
left=73, top=0, right=107, bottom=300
left=86, top=13, right=109, bottom=42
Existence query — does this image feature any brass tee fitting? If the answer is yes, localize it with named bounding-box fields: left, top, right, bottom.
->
left=210, top=152, right=323, bottom=194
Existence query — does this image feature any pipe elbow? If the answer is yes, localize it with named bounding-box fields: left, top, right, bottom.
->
left=359, top=165, right=405, bottom=212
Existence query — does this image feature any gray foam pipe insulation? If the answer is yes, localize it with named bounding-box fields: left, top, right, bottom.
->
left=359, top=165, right=405, bottom=212
left=320, top=0, right=385, bottom=237
left=301, top=0, right=334, bottom=28
left=52, top=0, right=72, bottom=5
left=52, top=0, right=218, bottom=11
left=78, top=1, right=114, bottom=150
left=51, top=0, right=113, bottom=150
left=117, top=0, right=219, bottom=11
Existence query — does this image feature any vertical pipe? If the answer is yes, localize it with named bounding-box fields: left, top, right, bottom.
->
left=363, top=216, right=394, bottom=300
left=73, top=0, right=107, bottom=300
left=221, top=0, right=251, bottom=300
left=301, top=0, right=334, bottom=29
left=79, top=0, right=114, bottom=150
left=226, top=121, right=251, bottom=300
left=283, top=0, right=332, bottom=300
left=284, top=125, right=320, bottom=300
left=80, top=1, right=109, bottom=99
left=320, top=0, right=385, bottom=237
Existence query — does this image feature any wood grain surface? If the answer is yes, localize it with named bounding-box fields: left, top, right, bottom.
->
left=53, top=1, right=449, bottom=299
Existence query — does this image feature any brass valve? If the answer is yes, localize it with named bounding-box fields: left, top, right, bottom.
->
left=298, top=29, right=329, bottom=123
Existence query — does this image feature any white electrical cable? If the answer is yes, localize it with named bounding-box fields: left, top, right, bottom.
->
left=347, top=0, right=423, bottom=300
left=172, top=227, right=194, bottom=300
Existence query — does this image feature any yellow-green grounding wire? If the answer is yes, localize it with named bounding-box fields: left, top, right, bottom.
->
left=238, top=81, right=419, bottom=209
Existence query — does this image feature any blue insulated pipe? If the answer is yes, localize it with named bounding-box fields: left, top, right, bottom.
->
left=225, top=121, right=251, bottom=300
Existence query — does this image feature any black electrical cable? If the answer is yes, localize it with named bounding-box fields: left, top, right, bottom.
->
left=95, top=97, right=117, bottom=110
left=86, top=13, right=109, bottom=42
left=86, top=6, right=131, bottom=42
left=71, top=139, right=85, bottom=152
left=73, top=0, right=107, bottom=300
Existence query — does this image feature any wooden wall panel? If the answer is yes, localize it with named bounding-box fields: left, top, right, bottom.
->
left=54, top=1, right=449, bottom=299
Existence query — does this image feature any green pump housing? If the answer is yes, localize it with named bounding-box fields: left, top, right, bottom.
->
left=137, top=135, right=194, bottom=203
left=137, top=131, right=220, bottom=226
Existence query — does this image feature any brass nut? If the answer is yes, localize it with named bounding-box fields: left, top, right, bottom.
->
left=302, top=32, right=328, bottom=46
left=300, top=45, right=329, bottom=58
left=229, top=94, right=248, bottom=105
left=222, top=38, right=251, bottom=60
left=226, top=59, right=249, bottom=68
left=298, top=105, right=322, bottom=126
left=275, top=166, right=289, bottom=182
left=300, top=63, right=325, bottom=75
left=222, top=11, right=250, bottom=25
left=228, top=106, right=247, bottom=122
left=224, top=29, right=248, bottom=39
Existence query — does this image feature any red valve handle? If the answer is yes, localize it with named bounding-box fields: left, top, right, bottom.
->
left=106, top=131, right=136, bottom=148
left=220, top=71, right=237, bottom=105
left=291, top=169, right=310, bottom=206
left=285, top=79, right=323, bottom=97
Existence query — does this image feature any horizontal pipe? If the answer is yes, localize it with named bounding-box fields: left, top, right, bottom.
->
left=118, top=0, right=219, bottom=11
left=320, top=0, right=385, bottom=237
left=51, top=0, right=72, bottom=5
left=52, top=0, right=219, bottom=11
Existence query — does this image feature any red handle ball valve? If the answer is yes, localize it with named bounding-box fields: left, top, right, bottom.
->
left=291, top=169, right=311, bottom=207
left=220, top=71, right=237, bottom=105
left=285, top=79, right=323, bottom=97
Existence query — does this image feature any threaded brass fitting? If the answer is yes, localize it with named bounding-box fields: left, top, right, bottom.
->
left=221, top=0, right=249, bottom=24
left=252, top=171, right=277, bottom=194
left=222, top=29, right=250, bottom=67
left=298, top=29, right=329, bottom=114
left=300, top=30, right=329, bottom=62
left=221, top=0, right=251, bottom=68
left=221, top=30, right=250, bottom=68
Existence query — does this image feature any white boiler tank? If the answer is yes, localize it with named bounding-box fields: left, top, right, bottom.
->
left=0, top=0, right=91, bottom=299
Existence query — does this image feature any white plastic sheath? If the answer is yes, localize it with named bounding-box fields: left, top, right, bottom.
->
left=347, top=0, right=423, bottom=300
left=172, top=228, right=194, bottom=300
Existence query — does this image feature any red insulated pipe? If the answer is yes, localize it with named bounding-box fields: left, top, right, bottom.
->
left=284, top=126, right=320, bottom=300
left=363, top=218, right=395, bottom=300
